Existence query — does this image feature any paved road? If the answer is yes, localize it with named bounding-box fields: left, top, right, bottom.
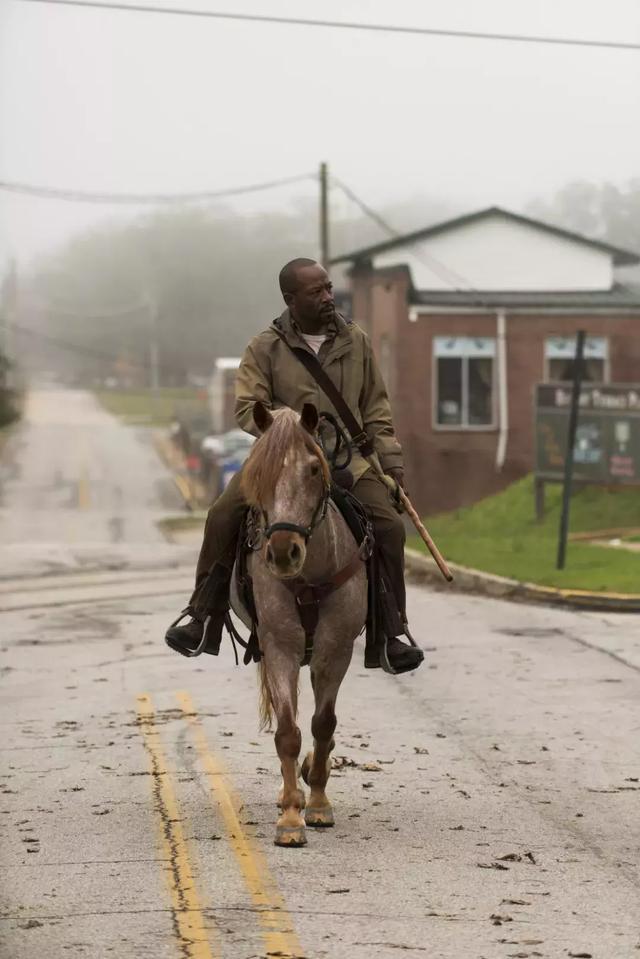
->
left=1, top=391, right=639, bottom=959
left=0, top=390, right=186, bottom=577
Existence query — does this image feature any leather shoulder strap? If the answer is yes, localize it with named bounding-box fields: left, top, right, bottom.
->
left=274, top=329, right=374, bottom=458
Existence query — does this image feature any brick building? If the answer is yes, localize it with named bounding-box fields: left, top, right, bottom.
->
left=333, top=207, right=640, bottom=515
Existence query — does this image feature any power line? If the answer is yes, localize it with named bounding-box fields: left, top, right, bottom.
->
left=332, top=176, right=504, bottom=314
left=0, top=318, right=157, bottom=370
left=333, top=176, right=482, bottom=295
left=0, top=172, right=313, bottom=205
left=33, top=297, right=147, bottom=318
left=17, top=0, right=640, bottom=52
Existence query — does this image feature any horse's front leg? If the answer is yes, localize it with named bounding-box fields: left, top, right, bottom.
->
left=263, top=649, right=306, bottom=847
left=302, top=646, right=352, bottom=828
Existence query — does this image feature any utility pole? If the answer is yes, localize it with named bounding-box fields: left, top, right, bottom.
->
left=556, top=330, right=585, bottom=570
left=146, top=293, right=160, bottom=413
left=319, top=161, right=330, bottom=270
left=1, top=260, right=17, bottom=389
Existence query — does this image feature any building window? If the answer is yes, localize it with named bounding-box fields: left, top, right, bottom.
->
left=545, top=336, right=608, bottom=383
left=434, top=336, right=495, bottom=428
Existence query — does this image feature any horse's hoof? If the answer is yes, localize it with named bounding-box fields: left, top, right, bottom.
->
left=300, top=751, right=313, bottom=786
left=274, top=824, right=307, bottom=847
left=305, top=805, right=334, bottom=828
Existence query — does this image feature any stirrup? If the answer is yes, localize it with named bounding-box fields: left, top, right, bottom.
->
left=379, top=624, right=424, bottom=676
left=165, top=608, right=215, bottom=658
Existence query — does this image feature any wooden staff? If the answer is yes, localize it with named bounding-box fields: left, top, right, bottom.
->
left=367, top=455, right=454, bottom=583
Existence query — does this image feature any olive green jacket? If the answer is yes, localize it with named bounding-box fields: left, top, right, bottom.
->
left=235, top=308, right=403, bottom=484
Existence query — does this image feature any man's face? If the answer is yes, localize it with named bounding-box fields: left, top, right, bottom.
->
left=287, top=264, right=335, bottom=325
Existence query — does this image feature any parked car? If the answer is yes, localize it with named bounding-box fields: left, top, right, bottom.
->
left=218, top=429, right=256, bottom=491
left=200, top=428, right=255, bottom=496
left=199, top=434, right=224, bottom=489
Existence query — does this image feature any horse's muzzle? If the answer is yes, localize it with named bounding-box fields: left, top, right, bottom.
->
left=265, top=530, right=306, bottom=579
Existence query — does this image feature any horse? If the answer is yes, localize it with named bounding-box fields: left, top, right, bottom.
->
left=240, top=401, right=368, bottom=847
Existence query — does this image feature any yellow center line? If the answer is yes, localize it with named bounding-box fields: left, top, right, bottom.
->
left=176, top=690, right=306, bottom=959
left=173, top=473, right=194, bottom=507
left=135, top=693, right=219, bottom=959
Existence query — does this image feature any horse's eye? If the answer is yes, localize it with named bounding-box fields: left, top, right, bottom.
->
left=310, top=463, right=320, bottom=477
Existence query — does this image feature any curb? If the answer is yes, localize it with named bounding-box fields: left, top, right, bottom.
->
left=569, top=526, right=640, bottom=542
left=405, top=548, right=640, bottom=614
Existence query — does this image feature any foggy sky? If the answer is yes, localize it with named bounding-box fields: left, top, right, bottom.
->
left=1, top=0, right=639, bottom=268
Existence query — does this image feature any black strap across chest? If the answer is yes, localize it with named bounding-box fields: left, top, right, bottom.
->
left=273, top=330, right=375, bottom=459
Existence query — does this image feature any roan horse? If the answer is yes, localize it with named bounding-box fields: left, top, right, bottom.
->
left=241, top=401, right=368, bottom=847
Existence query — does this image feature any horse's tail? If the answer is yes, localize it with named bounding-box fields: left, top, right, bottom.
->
left=258, top=658, right=274, bottom=732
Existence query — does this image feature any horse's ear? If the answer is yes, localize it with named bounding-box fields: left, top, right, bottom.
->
left=253, top=401, right=274, bottom=434
left=300, top=403, right=319, bottom=435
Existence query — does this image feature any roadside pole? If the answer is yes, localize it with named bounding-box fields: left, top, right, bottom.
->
left=1, top=307, right=13, bottom=391
left=1, top=260, right=17, bottom=390
left=556, top=330, right=585, bottom=570
left=534, top=476, right=545, bottom=523
left=319, top=161, right=330, bottom=270
left=147, top=293, right=160, bottom=418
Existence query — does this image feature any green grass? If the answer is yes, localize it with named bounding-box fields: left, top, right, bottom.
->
left=95, top=388, right=208, bottom=427
left=409, top=476, right=640, bottom=594
left=157, top=512, right=207, bottom=533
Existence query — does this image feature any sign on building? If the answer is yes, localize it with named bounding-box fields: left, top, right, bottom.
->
left=535, top=383, right=640, bottom=485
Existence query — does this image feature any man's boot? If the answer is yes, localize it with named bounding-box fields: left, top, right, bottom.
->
left=381, top=632, right=424, bottom=674
left=365, top=556, right=424, bottom=674
left=165, top=564, right=231, bottom=658
left=365, top=632, right=424, bottom=674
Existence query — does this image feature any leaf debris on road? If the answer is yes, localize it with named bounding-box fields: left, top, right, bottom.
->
left=490, top=913, right=513, bottom=925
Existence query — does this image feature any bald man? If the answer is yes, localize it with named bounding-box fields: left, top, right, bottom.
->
left=165, top=258, right=423, bottom=674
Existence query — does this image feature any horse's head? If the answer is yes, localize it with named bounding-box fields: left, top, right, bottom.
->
left=242, top=402, right=330, bottom=579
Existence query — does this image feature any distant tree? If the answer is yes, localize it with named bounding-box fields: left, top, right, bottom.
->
left=0, top=352, right=19, bottom=427
left=527, top=179, right=640, bottom=256
left=27, top=193, right=452, bottom=386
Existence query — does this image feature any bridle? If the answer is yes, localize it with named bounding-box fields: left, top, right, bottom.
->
left=261, top=481, right=330, bottom=544
left=259, top=413, right=353, bottom=545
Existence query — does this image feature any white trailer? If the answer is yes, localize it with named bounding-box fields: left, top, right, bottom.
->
left=208, top=357, right=241, bottom=435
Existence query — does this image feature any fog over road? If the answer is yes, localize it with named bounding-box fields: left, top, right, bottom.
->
left=1, top=391, right=639, bottom=959
left=0, top=390, right=185, bottom=575
left=0, top=389, right=183, bottom=545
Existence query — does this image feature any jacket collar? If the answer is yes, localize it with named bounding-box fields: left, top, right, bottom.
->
left=272, top=308, right=350, bottom=349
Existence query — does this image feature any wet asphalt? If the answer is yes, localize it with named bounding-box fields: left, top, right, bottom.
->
left=1, top=391, right=639, bottom=959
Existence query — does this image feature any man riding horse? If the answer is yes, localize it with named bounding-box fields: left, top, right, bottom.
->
left=165, top=257, right=424, bottom=674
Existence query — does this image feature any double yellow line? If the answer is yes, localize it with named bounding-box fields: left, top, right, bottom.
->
left=136, top=694, right=215, bottom=958
left=136, top=691, right=305, bottom=959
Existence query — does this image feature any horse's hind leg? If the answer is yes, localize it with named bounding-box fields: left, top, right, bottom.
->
left=303, top=655, right=350, bottom=828
left=266, top=654, right=306, bottom=847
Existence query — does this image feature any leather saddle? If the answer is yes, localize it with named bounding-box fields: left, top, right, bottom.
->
left=229, top=484, right=401, bottom=670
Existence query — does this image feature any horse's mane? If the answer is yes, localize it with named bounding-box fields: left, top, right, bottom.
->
left=241, top=408, right=330, bottom=507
